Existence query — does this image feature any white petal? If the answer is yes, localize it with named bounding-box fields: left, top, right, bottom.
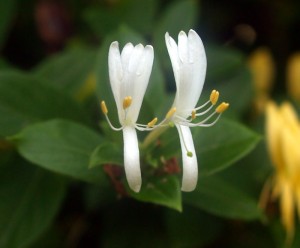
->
left=123, top=126, right=142, bottom=192
left=188, top=29, right=206, bottom=64
left=121, top=43, right=134, bottom=79
left=176, top=125, right=198, bottom=192
left=121, top=44, right=144, bottom=99
left=165, top=32, right=180, bottom=85
left=128, top=44, right=144, bottom=72
left=126, top=45, right=154, bottom=123
left=119, top=43, right=136, bottom=115
left=178, top=31, right=188, bottom=63
left=174, top=30, right=207, bottom=117
left=108, top=41, right=123, bottom=117
left=131, top=45, right=154, bottom=120
left=121, top=43, right=134, bottom=62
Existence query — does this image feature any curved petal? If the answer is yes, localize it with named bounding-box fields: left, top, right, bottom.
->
left=121, top=43, right=134, bottom=67
left=120, top=42, right=134, bottom=102
left=128, top=44, right=144, bottom=73
left=121, top=44, right=144, bottom=100
left=176, top=124, right=198, bottom=191
left=178, top=31, right=188, bottom=63
left=188, top=29, right=206, bottom=64
left=177, top=30, right=207, bottom=116
left=108, top=41, right=122, bottom=115
left=123, top=126, right=142, bottom=192
left=125, top=45, right=154, bottom=123
left=265, top=102, right=284, bottom=171
left=280, top=102, right=300, bottom=134
left=165, top=32, right=180, bottom=86
left=131, top=45, right=154, bottom=120
left=282, top=127, right=300, bottom=186
left=166, top=30, right=207, bottom=118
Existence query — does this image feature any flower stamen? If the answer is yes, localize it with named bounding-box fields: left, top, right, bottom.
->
left=191, top=110, right=196, bottom=120
left=194, top=100, right=210, bottom=111
left=147, top=117, right=158, bottom=128
left=100, top=100, right=123, bottom=131
left=216, top=102, right=230, bottom=113
left=166, top=107, right=177, bottom=119
left=176, top=100, right=229, bottom=128
left=178, top=124, right=193, bottom=157
left=210, top=89, right=219, bottom=105
left=123, top=96, right=133, bottom=109
left=101, top=101, right=108, bottom=115
left=195, top=104, right=214, bottom=116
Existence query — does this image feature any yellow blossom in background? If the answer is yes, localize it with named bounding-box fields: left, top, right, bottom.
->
left=287, top=53, right=300, bottom=102
left=74, top=73, right=97, bottom=102
left=248, top=47, right=275, bottom=114
left=248, top=47, right=275, bottom=93
left=263, top=101, right=300, bottom=242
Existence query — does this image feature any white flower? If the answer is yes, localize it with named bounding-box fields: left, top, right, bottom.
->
left=165, top=30, right=229, bottom=191
left=101, top=32, right=229, bottom=193
left=101, top=41, right=154, bottom=192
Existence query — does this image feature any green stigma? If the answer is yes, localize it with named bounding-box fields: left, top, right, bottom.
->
left=168, top=121, right=175, bottom=128
left=187, top=151, right=193, bottom=157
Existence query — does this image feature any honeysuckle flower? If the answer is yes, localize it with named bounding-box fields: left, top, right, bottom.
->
left=262, top=101, right=300, bottom=242
left=165, top=30, right=229, bottom=192
left=101, top=41, right=154, bottom=192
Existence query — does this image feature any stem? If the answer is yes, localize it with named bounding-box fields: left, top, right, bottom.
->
left=141, top=125, right=169, bottom=149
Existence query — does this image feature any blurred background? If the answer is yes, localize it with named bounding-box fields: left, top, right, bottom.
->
left=1, top=0, right=300, bottom=247
left=3, top=0, right=300, bottom=87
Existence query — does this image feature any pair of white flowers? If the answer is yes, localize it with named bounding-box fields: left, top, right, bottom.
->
left=101, top=30, right=229, bottom=193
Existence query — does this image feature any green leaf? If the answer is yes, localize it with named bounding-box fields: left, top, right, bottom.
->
left=0, top=0, right=17, bottom=48
left=129, top=175, right=182, bottom=211
left=12, top=119, right=108, bottom=185
left=183, top=175, right=262, bottom=220
left=204, top=46, right=254, bottom=115
left=164, top=205, right=223, bottom=248
left=33, top=49, right=97, bottom=100
left=0, top=159, right=66, bottom=248
left=0, top=58, right=10, bottom=69
left=29, top=226, right=63, bottom=248
left=83, top=0, right=158, bottom=37
left=219, top=139, right=271, bottom=199
left=194, top=118, right=260, bottom=176
left=0, top=71, right=90, bottom=137
left=89, top=143, right=123, bottom=168
left=153, top=118, right=260, bottom=176
left=153, top=0, right=198, bottom=70
left=100, top=200, right=168, bottom=247
left=206, top=45, right=245, bottom=82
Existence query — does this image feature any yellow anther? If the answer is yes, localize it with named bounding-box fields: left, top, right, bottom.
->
left=147, top=117, right=158, bottom=128
left=216, top=102, right=230, bottom=113
left=166, top=107, right=176, bottom=119
left=101, top=101, right=108, bottom=115
left=191, top=110, right=196, bottom=120
left=123, top=96, right=132, bottom=109
left=210, top=90, right=219, bottom=105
